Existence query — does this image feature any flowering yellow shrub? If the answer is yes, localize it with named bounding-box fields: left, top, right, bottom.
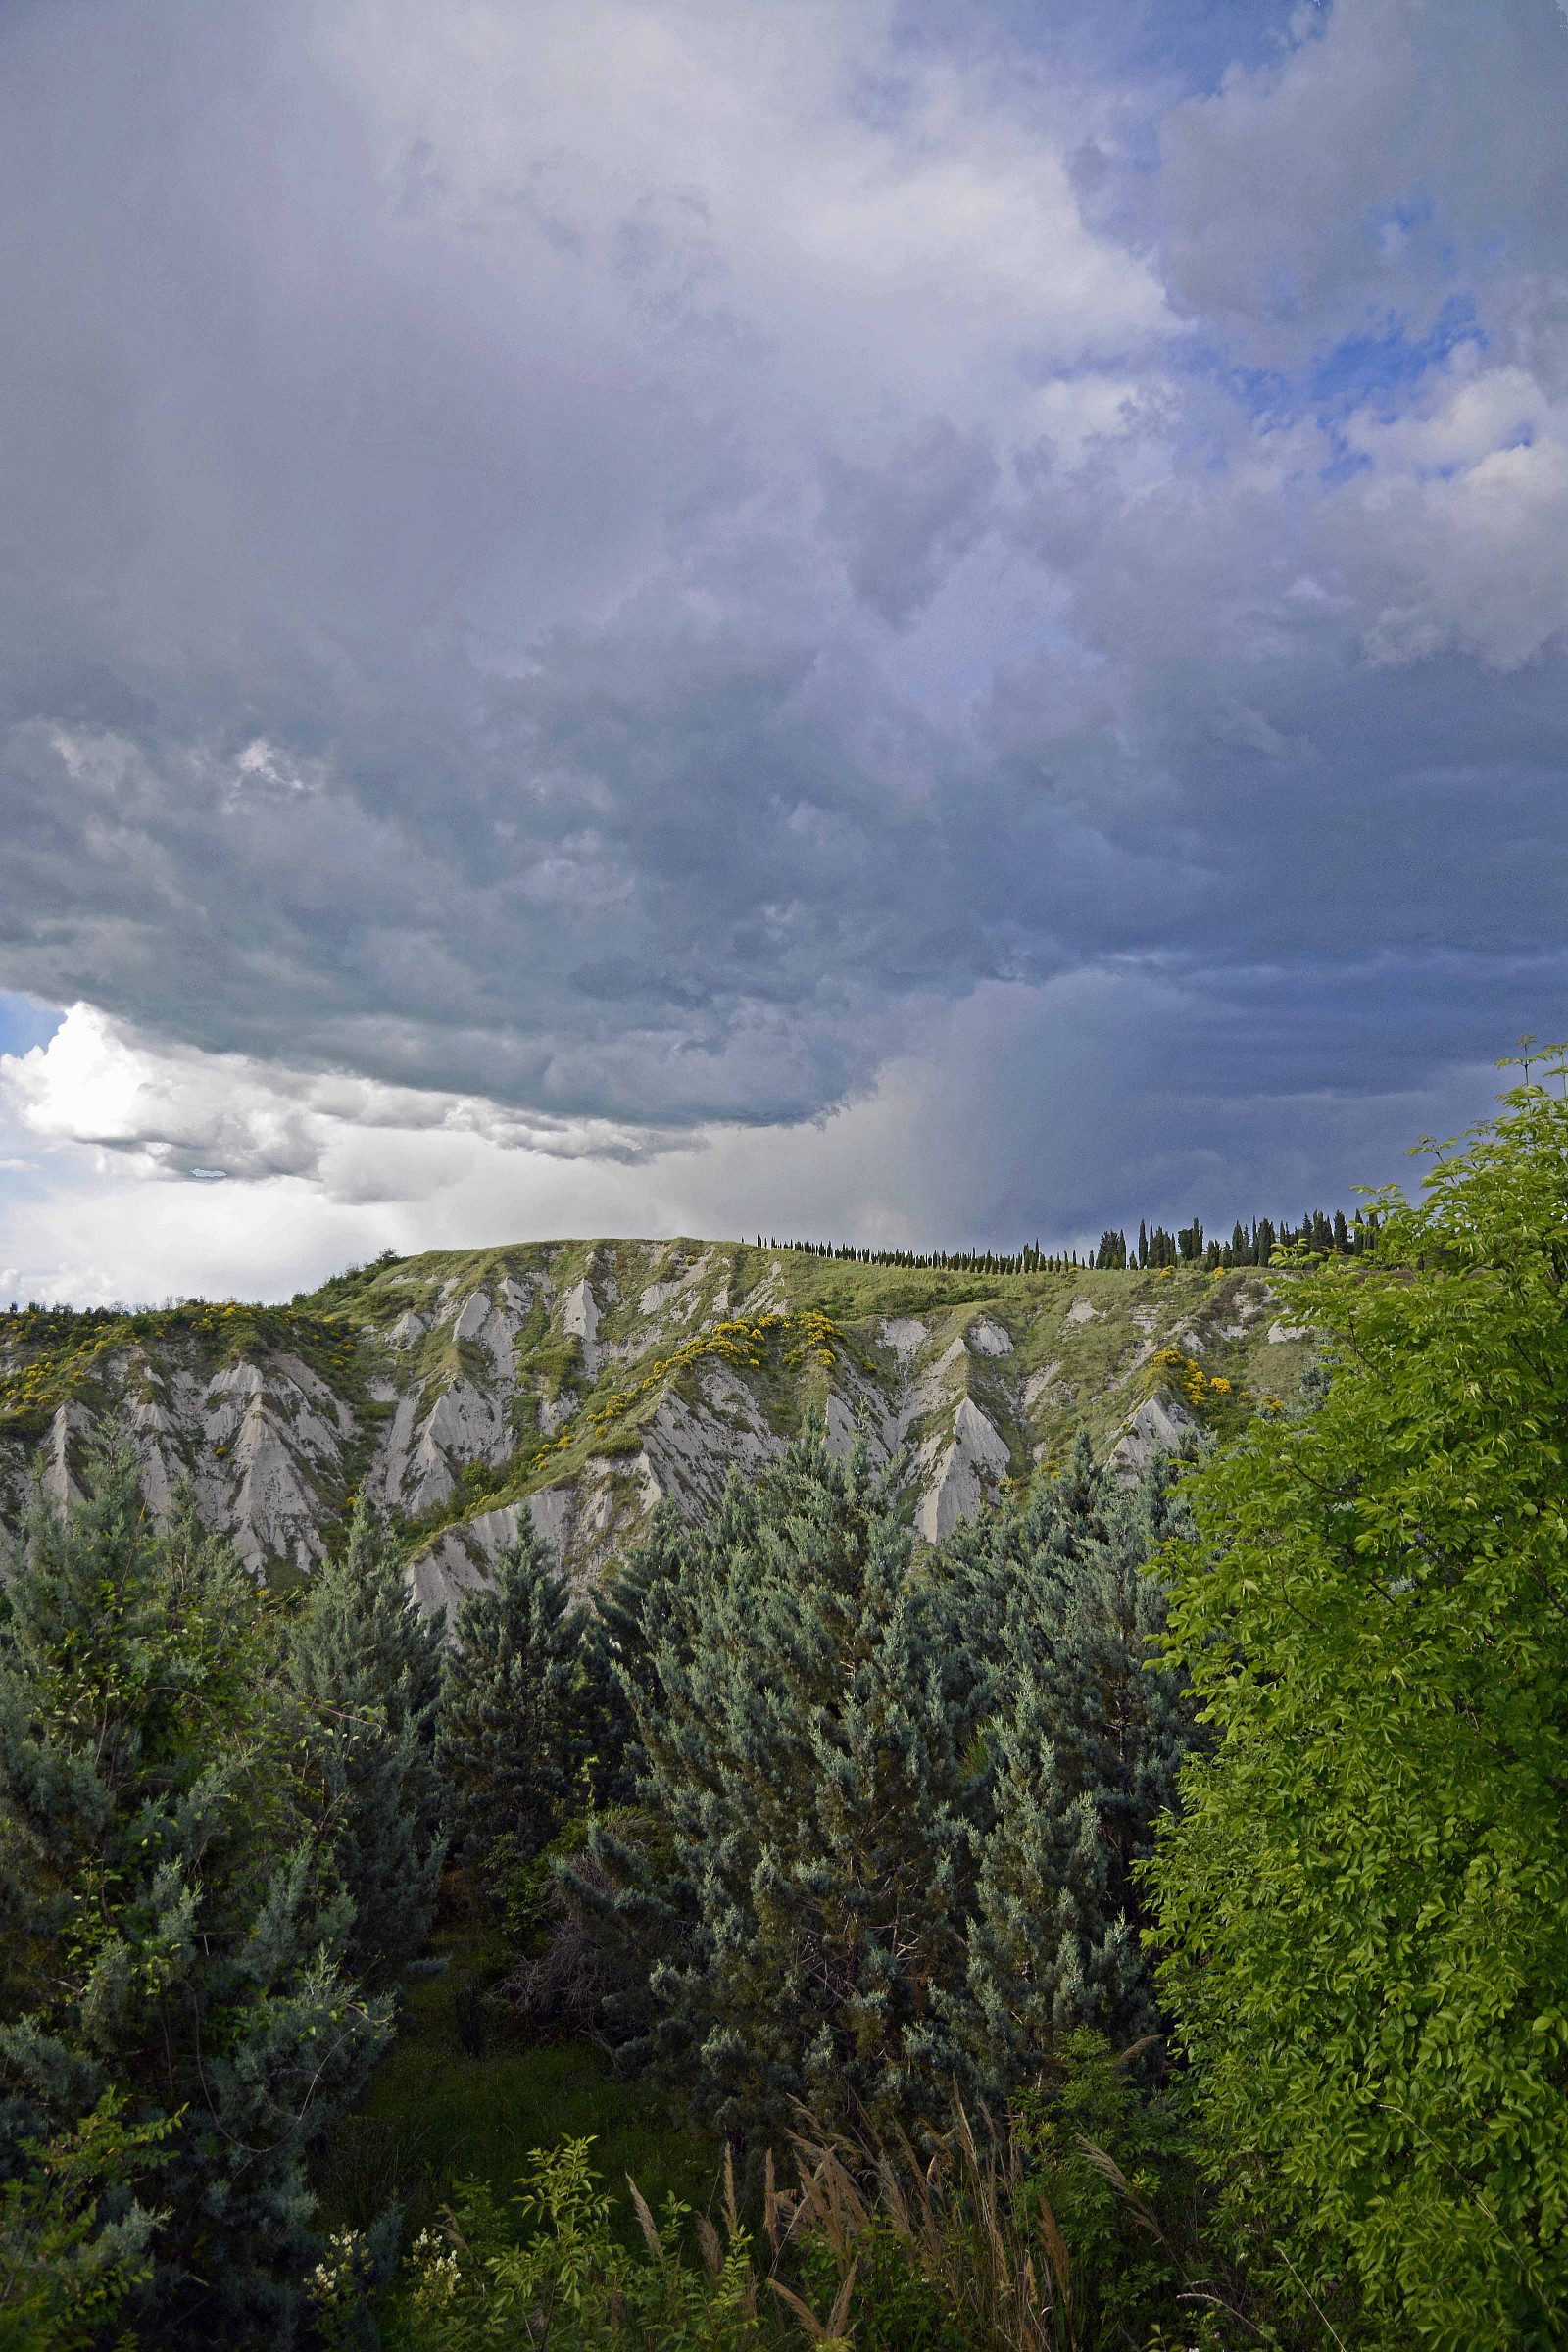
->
left=1144, top=1345, right=1236, bottom=1415
left=588, top=1308, right=847, bottom=1439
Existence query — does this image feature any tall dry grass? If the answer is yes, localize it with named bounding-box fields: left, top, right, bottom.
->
left=770, top=2101, right=1071, bottom=2350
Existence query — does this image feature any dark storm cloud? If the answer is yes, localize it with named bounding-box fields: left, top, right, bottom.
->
left=1, top=0, right=1566, bottom=1195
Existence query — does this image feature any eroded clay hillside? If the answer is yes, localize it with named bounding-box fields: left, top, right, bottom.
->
left=0, top=1241, right=1318, bottom=1606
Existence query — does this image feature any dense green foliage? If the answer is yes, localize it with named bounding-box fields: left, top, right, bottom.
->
left=372, top=2139, right=763, bottom=2352
left=572, top=1427, right=1195, bottom=2142
left=952, top=1438, right=1192, bottom=2078
left=1151, top=1056, right=1568, bottom=2347
left=288, top=1502, right=446, bottom=1990
left=436, top=1528, right=586, bottom=1908
left=579, top=1503, right=687, bottom=1811
left=0, top=1460, right=391, bottom=2345
left=23, top=1071, right=1568, bottom=2349
left=366, top=2030, right=1225, bottom=2352
left=600, top=1434, right=982, bottom=2140
left=0, top=2097, right=173, bottom=2351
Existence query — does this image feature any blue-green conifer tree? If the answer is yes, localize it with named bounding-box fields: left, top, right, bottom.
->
left=594, top=1429, right=981, bottom=2142
left=286, top=1497, right=444, bottom=1988
left=0, top=1451, right=388, bottom=2347
left=435, top=1525, right=585, bottom=1882
left=579, top=1500, right=687, bottom=1808
left=952, top=1438, right=1195, bottom=2090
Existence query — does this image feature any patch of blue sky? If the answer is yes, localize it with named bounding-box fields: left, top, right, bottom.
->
left=890, top=0, right=1312, bottom=98
left=1304, top=295, right=1484, bottom=483
left=1099, top=0, right=1317, bottom=93
left=0, top=993, right=62, bottom=1061
left=1173, top=291, right=1483, bottom=486
left=1308, top=292, right=1480, bottom=420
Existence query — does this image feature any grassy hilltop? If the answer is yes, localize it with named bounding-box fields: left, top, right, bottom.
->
left=0, top=1240, right=1317, bottom=1584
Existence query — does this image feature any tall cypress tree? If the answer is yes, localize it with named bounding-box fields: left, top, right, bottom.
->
left=436, top=1525, right=585, bottom=1881
left=951, top=1443, right=1196, bottom=2092
left=0, top=1451, right=388, bottom=2347
left=590, top=1431, right=981, bottom=2143
left=579, top=1500, right=688, bottom=1808
left=286, top=1498, right=444, bottom=1989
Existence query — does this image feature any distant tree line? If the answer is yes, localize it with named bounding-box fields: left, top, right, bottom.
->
left=1104, top=1206, right=1381, bottom=1270
left=0, top=1301, right=127, bottom=1327
left=755, top=1237, right=1059, bottom=1273
left=2, top=1208, right=1377, bottom=1336
left=759, top=1205, right=1379, bottom=1277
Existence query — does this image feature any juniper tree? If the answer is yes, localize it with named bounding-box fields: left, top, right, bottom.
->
left=286, top=1497, right=444, bottom=1988
left=436, top=1524, right=585, bottom=1885
left=948, top=1437, right=1195, bottom=2091
left=589, top=1429, right=983, bottom=2144
left=562, top=1496, right=751, bottom=2050
left=578, top=1501, right=688, bottom=1809
left=576, top=1477, right=774, bottom=1810
left=0, top=1451, right=388, bottom=2348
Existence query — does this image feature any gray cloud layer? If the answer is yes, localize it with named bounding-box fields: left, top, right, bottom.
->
left=2, top=0, right=1566, bottom=1214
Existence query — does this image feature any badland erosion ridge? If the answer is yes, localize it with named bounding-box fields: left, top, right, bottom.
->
left=0, top=1239, right=1318, bottom=1603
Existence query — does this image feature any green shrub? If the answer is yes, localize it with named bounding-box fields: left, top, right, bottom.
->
left=1012, top=2031, right=1208, bottom=2352
left=375, top=2140, right=764, bottom=2352
left=372, top=2060, right=1266, bottom=2352
left=1151, top=1053, right=1568, bottom=2347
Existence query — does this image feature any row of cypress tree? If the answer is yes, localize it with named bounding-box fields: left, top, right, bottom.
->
left=756, top=1213, right=1375, bottom=1276
left=1102, top=1208, right=1380, bottom=1270
left=756, top=1238, right=1055, bottom=1273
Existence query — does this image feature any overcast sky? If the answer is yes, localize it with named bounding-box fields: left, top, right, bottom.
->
left=2, top=0, right=1565, bottom=1302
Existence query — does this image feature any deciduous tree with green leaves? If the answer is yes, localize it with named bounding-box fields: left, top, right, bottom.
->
left=1150, top=1051, right=1568, bottom=2349
left=0, top=2094, right=172, bottom=2352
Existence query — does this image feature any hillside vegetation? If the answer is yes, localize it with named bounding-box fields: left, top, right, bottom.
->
left=7, top=1064, right=1568, bottom=2349
left=0, top=1242, right=1319, bottom=1597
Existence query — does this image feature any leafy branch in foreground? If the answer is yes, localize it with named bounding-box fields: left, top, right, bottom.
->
left=0, top=2095, right=174, bottom=2352
left=1151, top=1050, right=1568, bottom=2351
